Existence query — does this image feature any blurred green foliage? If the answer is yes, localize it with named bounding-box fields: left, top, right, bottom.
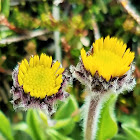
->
left=0, top=0, right=140, bottom=140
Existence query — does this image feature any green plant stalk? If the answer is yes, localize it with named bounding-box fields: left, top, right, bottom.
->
left=52, top=1, right=62, bottom=63
left=84, top=92, right=117, bottom=140
left=1, top=0, right=10, bottom=17
left=85, top=97, right=97, bottom=140
left=0, top=0, right=1, bottom=12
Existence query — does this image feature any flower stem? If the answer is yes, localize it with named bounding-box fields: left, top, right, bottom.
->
left=84, top=93, right=113, bottom=140
left=85, top=95, right=100, bottom=140
left=85, top=99, right=96, bottom=140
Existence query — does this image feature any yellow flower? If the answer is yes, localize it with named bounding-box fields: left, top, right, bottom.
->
left=11, top=53, right=70, bottom=112
left=18, top=53, right=64, bottom=99
left=81, top=36, right=135, bottom=81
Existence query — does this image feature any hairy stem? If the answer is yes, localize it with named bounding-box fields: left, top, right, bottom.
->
left=85, top=98, right=98, bottom=140
left=84, top=93, right=111, bottom=140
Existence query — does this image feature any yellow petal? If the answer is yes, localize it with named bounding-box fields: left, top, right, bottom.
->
left=18, top=71, right=24, bottom=79
left=29, top=57, right=34, bottom=67
left=52, top=61, right=60, bottom=73
left=24, top=59, right=29, bottom=69
left=34, top=55, right=39, bottom=66
left=43, top=55, right=49, bottom=67
left=55, top=68, right=65, bottom=76
left=48, top=56, right=52, bottom=68
left=19, top=62, right=27, bottom=74
left=40, top=53, right=45, bottom=65
left=23, top=85, right=29, bottom=93
left=56, top=75, right=63, bottom=86
left=18, top=75, right=23, bottom=85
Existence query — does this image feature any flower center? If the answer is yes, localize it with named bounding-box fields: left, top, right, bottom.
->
left=18, top=54, right=64, bottom=99
left=23, top=66, right=56, bottom=97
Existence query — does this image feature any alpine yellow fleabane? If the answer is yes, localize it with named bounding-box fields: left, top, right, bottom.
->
left=18, top=54, right=64, bottom=99
left=81, top=36, right=135, bottom=81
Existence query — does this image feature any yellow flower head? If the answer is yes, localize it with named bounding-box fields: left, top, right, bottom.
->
left=81, top=36, right=135, bottom=81
left=18, top=53, right=64, bottom=99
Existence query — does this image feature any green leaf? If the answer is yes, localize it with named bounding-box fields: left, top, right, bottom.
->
left=13, top=122, right=28, bottom=133
left=47, top=129, right=73, bottom=140
left=52, top=118, right=75, bottom=135
left=70, top=48, right=80, bottom=58
left=0, top=111, right=14, bottom=140
left=122, top=124, right=140, bottom=140
left=54, top=95, right=79, bottom=121
left=96, top=94, right=118, bottom=140
left=39, top=110, right=48, bottom=126
left=0, top=133, right=6, bottom=140
left=1, top=0, right=10, bottom=17
left=97, top=0, right=108, bottom=14
left=26, top=109, right=45, bottom=140
left=70, top=123, right=83, bottom=140
left=112, top=134, right=128, bottom=140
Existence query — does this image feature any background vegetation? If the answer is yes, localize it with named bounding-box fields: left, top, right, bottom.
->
left=0, top=0, right=140, bottom=140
